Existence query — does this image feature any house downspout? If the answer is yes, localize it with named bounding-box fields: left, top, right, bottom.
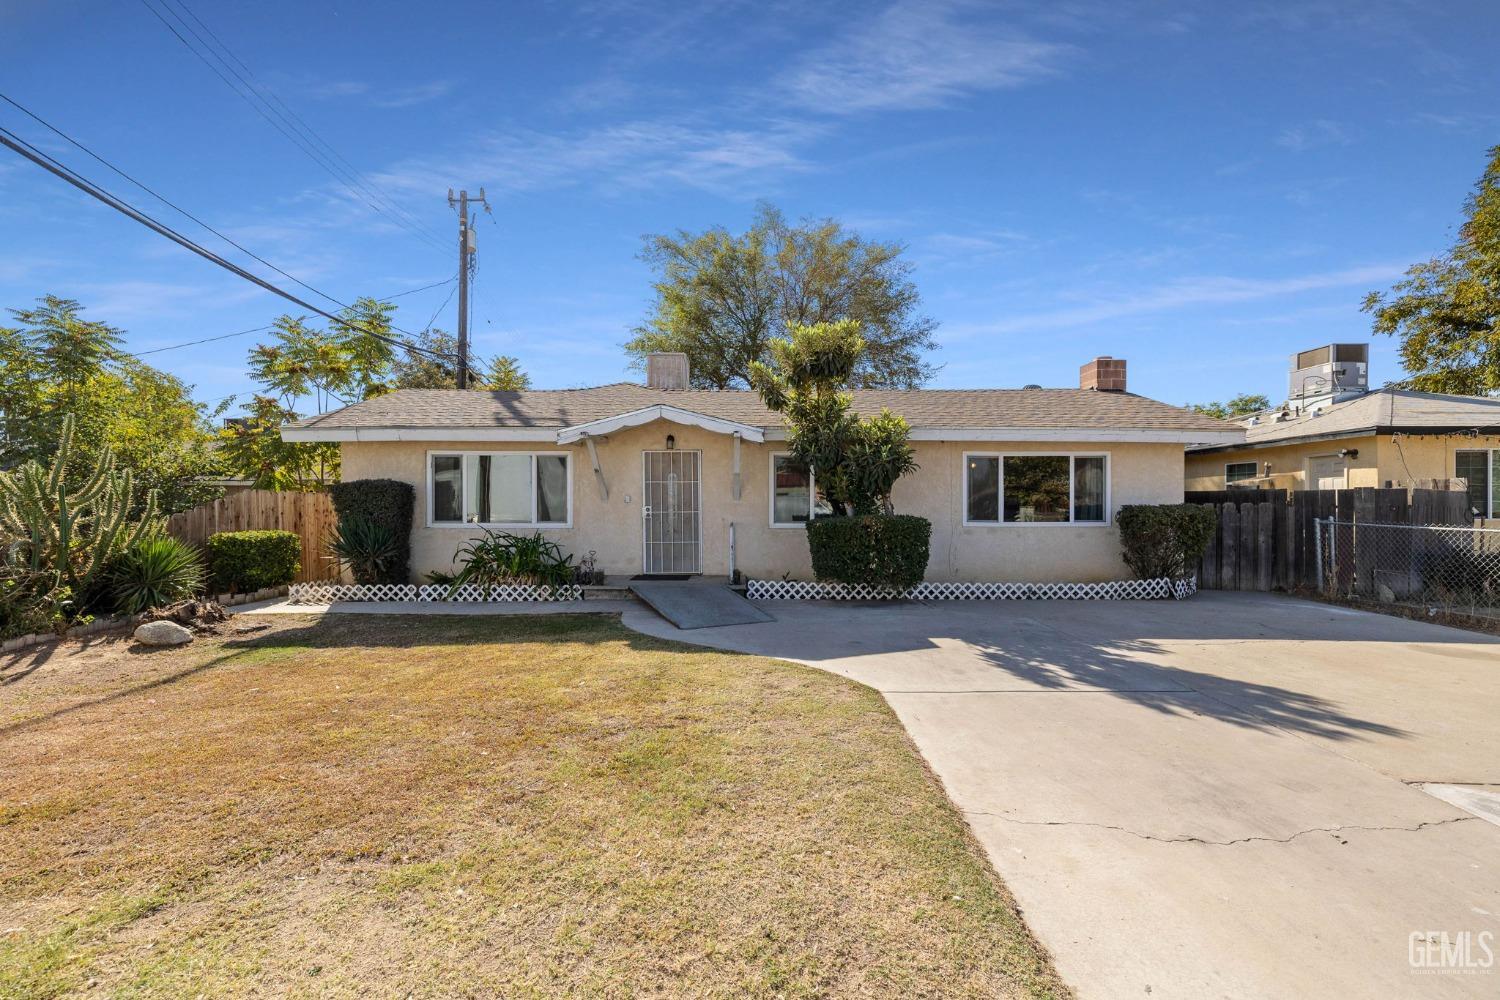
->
left=728, top=521, right=736, bottom=583
left=731, top=432, right=742, bottom=500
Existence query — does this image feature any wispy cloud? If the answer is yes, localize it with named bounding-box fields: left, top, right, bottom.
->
left=947, top=263, right=1404, bottom=337
left=296, top=76, right=453, bottom=109
left=370, top=118, right=823, bottom=198
left=777, top=1, right=1071, bottom=114
left=73, top=280, right=261, bottom=323
left=371, top=81, right=454, bottom=109
left=1276, top=119, right=1353, bottom=152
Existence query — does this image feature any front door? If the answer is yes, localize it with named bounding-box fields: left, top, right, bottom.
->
left=642, top=450, right=702, bottom=574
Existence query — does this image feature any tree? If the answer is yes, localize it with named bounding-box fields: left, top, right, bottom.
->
left=626, top=202, right=938, bottom=389
left=387, top=329, right=531, bottom=391
left=248, top=298, right=397, bottom=412
left=217, top=395, right=338, bottom=492
left=481, top=355, right=530, bottom=391
left=749, top=320, right=918, bottom=515
left=1187, top=393, right=1270, bottom=420
left=0, top=296, right=223, bottom=514
left=1363, top=145, right=1500, bottom=394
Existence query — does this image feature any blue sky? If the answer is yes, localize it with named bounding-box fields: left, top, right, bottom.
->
left=2, top=0, right=1497, bottom=415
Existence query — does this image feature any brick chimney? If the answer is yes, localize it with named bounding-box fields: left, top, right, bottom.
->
left=646, top=352, right=690, bottom=390
left=1080, top=356, right=1126, bottom=392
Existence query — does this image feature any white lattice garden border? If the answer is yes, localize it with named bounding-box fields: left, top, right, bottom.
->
left=288, top=582, right=584, bottom=604
left=746, top=576, right=1198, bottom=602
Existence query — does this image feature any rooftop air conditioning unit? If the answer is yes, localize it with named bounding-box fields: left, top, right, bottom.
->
left=1289, top=343, right=1369, bottom=402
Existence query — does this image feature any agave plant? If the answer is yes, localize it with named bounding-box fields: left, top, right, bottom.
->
left=326, top=516, right=401, bottom=585
left=107, top=535, right=206, bottom=614
left=446, top=529, right=574, bottom=596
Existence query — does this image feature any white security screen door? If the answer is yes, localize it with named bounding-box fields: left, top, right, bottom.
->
left=642, top=450, right=702, bottom=574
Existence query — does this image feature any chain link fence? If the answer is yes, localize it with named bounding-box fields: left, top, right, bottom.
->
left=1316, top=519, right=1500, bottom=621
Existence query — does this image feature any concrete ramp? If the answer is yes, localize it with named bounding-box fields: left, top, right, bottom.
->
left=627, top=580, right=773, bottom=630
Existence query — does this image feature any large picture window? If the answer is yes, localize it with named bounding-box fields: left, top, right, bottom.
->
left=1456, top=449, right=1500, bottom=518
left=770, top=453, right=833, bottom=526
left=428, top=452, right=570, bottom=526
left=963, top=453, right=1108, bottom=525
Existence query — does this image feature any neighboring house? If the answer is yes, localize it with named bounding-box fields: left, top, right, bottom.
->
left=1184, top=343, right=1500, bottom=518
left=282, top=353, right=1239, bottom=583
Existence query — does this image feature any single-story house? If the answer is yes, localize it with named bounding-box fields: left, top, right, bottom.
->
left=1183, top=343, right=1500, bottom=518
left=283, top=354, right=1240, bottom=583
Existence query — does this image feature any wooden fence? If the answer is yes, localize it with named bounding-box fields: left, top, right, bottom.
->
left=165, top=489, right=338, bottom=583
left=1193, top=487, right=1470, bottom=592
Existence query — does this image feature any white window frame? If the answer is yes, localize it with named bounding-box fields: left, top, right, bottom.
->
left=425, top=450, right=573, bottom=529
left=1455, top=448, right=1498, bottom=518
left=769, top=452, right=820, bottom=528
left=961, top=451, right=1111, bottom=527
left=1225, top=461, right=1258, bottom=485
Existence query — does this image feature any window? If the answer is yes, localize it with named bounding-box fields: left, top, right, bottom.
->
left=1456, top=449, right=1500, bottom=518
left=428, top=452, right=570, bottom=526
left=963, top=453, right=1108, bottom=525
left=770, top=453, right=832, bottom=526
left=1225, top=461, right=1258, bottom=485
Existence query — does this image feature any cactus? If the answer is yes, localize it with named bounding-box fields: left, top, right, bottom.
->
left=0, top=414, right=161, bottom=597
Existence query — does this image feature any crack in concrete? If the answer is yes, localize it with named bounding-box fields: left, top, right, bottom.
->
left=962, top=809, right=1479, bottom=847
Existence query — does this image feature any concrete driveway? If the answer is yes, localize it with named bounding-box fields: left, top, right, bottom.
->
left=623, top=592, right=1500, bottom=999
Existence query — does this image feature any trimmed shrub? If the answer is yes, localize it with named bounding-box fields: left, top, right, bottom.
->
left=1117, top=504, right=1217, bottom=580
left=328, top=479, right=414, bottom=584
left=806, top=514, right=931, bottom=588
left=106, top=535, right=206, bottom=614
left=207, top=530, right=301, bottom=593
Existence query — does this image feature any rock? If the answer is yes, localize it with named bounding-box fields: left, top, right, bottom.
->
left=133, top=620, right=194, bottom=646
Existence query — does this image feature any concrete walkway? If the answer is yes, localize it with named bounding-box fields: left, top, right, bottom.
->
left=622, top=593, right=1500, bottom=999
left=234, top=597, right=640, bottom=616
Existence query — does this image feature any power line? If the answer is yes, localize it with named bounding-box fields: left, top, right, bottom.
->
left=0, top=124, right=456, bottom=361
left=0, top=92, right=348, bottom=310
left=137, top=0, right=450, bottom=258
left=142, top=0, right=449, bottom=255
left=120, top=279, right=456, bottom=359
left=164, top=0, right=447, bottom=251
left=420, top=279, right=460, bottom=334
left=124, top=324, right=271, bottom=358
left=384, top=276, right=457, bottom=299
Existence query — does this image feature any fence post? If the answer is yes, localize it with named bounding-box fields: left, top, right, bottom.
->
left=1237, top=503, right=1256, bottom=591
left=1255, top=502, right=1274, bottom=591
left=1220, top=502, right=1239, bottom=591
left=1315, top=517, right=1325, bottom=592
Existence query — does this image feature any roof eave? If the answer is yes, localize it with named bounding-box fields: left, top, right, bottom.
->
left=283, top=423, right=1241, bottom=446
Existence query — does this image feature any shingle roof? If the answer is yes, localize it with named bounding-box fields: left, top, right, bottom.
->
left=287, top=383, right=1235, bottom=434
left=1194, top=388, right=1500, bottom=451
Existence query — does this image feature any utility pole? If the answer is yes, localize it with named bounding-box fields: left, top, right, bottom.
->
left=447, top=188, right=488, bottom=389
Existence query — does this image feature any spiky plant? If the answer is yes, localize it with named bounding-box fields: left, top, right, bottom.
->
left=0, top=413, right=161, bottom=599
left=106, top=535, right=206, bottom=614
left=326, top=515, right=400, bottom=585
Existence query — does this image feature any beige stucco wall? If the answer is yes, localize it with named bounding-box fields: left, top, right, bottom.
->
left=341, top=422, right=1186, bottom=583
left=1185, top=433, right=1500, bottom=491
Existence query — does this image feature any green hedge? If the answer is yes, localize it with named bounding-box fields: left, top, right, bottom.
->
left=806, top=514, right=931, bottom=588
left=206, top=530, right=301, bottom=593
left=328, top=479, right=415, bottom=584
left=1116, top=504, right=1217, bottom=580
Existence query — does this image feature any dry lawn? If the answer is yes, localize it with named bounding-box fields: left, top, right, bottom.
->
left=0, top=613, right=1067, bottom=998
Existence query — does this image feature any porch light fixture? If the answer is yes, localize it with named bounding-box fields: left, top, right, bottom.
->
left=1339, top=448, right=1358, bottom=459
left=666, top=434, right=676, bottom=450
